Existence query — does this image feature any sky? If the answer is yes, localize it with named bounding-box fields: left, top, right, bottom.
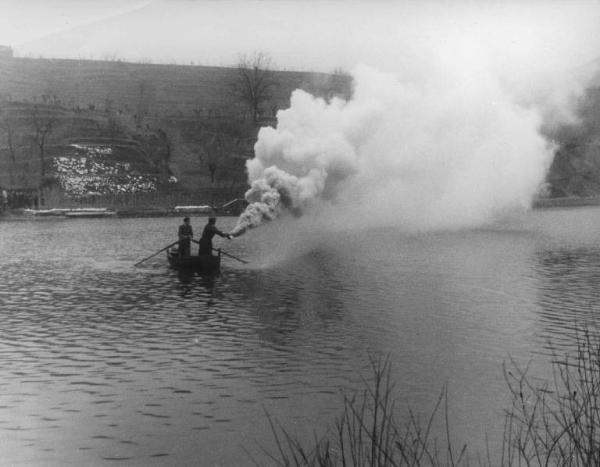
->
left=1, top=0, right=600, bottom=73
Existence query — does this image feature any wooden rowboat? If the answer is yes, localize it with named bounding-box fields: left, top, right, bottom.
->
left=166, top=248, right=221, bottom=273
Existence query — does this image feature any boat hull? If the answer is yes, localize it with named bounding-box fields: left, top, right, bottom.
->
left=166, top=250, right=220, bottom=273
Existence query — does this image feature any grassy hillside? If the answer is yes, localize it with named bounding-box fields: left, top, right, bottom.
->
left=3, top=53, right=600, bottom=207
left=0, top=55, right=343, bottom=119
left=0, top=54, right=350, bottom=209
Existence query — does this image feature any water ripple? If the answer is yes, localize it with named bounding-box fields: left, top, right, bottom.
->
left=2, top=213, right=600, bottom=464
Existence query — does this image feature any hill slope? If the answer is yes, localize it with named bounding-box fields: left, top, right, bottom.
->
left=3, top=52, right=600, bottom=209
left=0, top=54, right=350, bottom=208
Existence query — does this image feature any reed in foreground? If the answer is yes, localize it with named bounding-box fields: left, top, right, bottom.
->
left=259, top=329, right=600, bottom=466
left=256, top=355, right=471, bottom=467
left=502, top=328, right=600, bottom=466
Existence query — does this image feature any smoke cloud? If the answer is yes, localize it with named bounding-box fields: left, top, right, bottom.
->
left=232, top=2, right=599, bottom=236
left=232, top=65, right=552, bottom=235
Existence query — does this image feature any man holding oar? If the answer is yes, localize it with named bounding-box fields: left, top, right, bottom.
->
left=178, top=217, right=194, bottom=257
left=197, top=216, right=232, bottom=255
left=134, top=215, right=248, bottom=267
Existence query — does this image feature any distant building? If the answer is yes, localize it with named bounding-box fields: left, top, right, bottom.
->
left=0, top=45, right=13, bottom=58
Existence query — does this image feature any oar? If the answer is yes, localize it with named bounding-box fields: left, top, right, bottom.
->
left=191, top=239, right=249, bottom=264
left=134, top=241, right=179, bottom=266
left=214, top=248, right=249, bottom=264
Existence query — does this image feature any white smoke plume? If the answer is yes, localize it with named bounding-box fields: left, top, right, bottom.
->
left=232, top=65, right=553, bottom=235
left=232, top=86, right=376, bottom=235
left=231, top=2, right=600, bottom=236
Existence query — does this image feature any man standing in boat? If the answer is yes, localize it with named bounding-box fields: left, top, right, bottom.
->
left=178, top=217, right=193, bottom=257
left=198, top=216, right=232, bottom=255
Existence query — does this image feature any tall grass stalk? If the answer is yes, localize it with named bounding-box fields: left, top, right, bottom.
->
left=257, top=355, right=468, bottom=467
left=260, top=328, right=600, bottom=466
left=503, top=328, right=600, bottom=466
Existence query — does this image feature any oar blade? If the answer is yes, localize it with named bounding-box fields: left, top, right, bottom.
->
left=190, top=239, right=249, bottom=264
left=215, top=248, right=249, bottom=264
left=134, top=241, right=179, bottom=267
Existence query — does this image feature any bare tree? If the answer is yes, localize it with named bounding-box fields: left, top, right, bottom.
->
left=136, top=80, right=155, bottom=126
left=329, top=67, right=353, bottom=100
left=200, top=131, right=225, bottom=184
left=195, top=128, right=237, bottom=184
left=159, top=127, right=179, bottom=165
left=232, top=52, right=278, bottom=123
left=29, top=105, right=56, bottom=179
left=0, top=102, right=18, bottom=188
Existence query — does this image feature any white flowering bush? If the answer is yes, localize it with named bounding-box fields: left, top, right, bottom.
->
left=52, top=144, right=158, bottom=196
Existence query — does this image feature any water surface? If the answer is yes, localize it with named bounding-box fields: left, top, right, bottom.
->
left=1, top=209, right=600, bottom=465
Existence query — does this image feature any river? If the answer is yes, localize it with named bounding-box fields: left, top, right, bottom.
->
left=1, top=207, right=600, bottom=466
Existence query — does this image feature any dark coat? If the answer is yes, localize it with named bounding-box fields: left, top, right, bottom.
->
left=198, top=223, right=227, bottom=254
left=178, top=223, right=193, bottom=256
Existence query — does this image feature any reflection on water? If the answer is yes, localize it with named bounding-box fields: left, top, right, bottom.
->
left=1, top=210, right=600, bottom=465
left=535, top=246, right=600, bottom=351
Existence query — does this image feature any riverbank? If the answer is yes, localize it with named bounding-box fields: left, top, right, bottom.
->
left=2, top=196, right=598, bottom=221
left=0, top=207, right=239, bottom=220
left=533, top=196, right=600, bottom=208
